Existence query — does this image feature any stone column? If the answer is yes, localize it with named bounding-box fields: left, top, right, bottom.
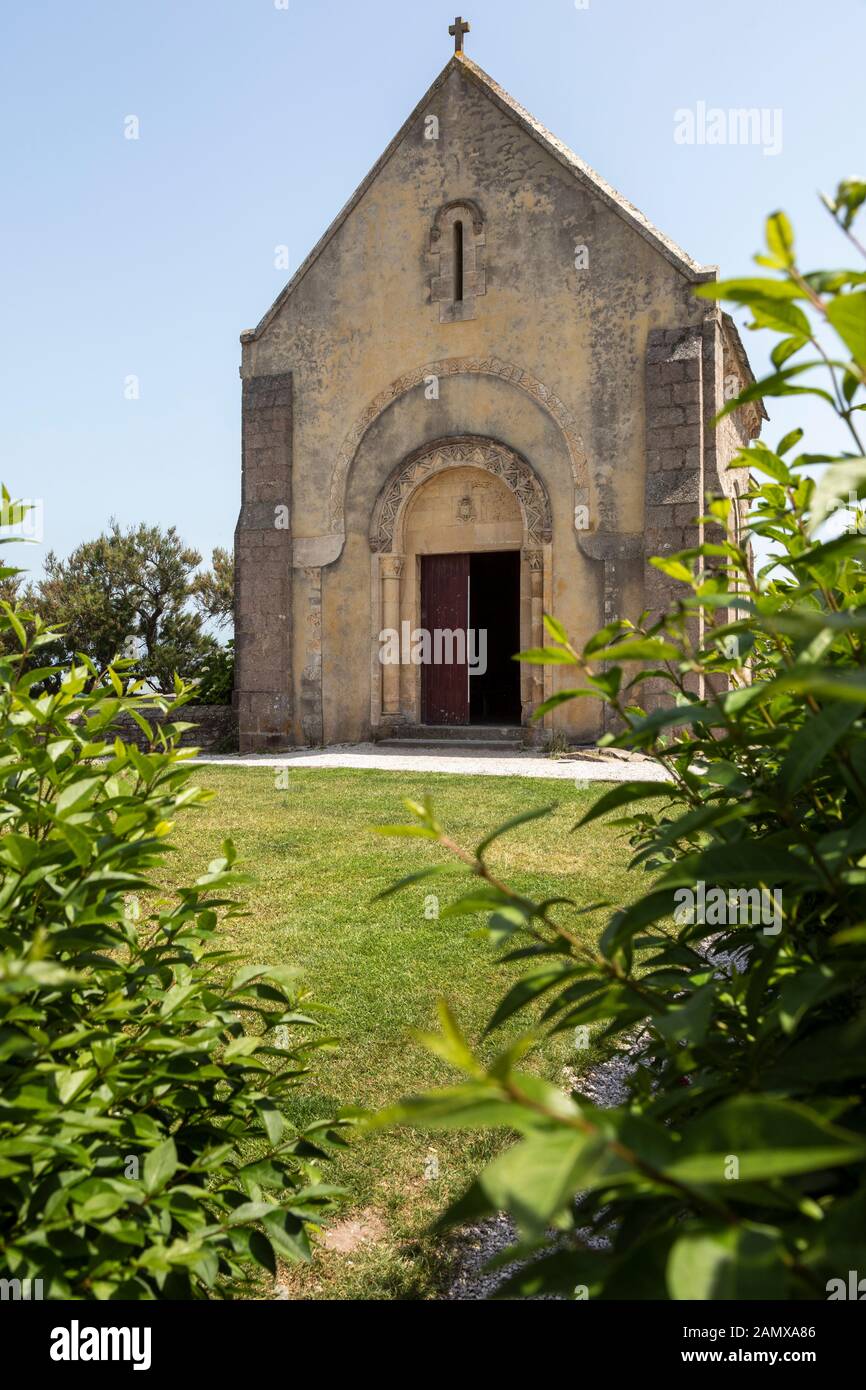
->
left=577, top=533, right=644, bottom=734
left=299, top=567, right=323, bottom=746
left=526, top=549, right=545, bottom=715
left=380, top=555, right=404, bottom=718
left=234, top=372, right=294, bottom=752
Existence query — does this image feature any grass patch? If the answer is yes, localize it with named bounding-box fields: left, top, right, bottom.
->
left=164, top=764, right=643, bottom=1299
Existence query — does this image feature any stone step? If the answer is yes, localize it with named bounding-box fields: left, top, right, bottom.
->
left=380, top=724, right=525, bottom=744
left=377, top=738, right=525, bottom=751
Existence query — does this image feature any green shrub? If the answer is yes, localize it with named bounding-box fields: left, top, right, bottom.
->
left=374, top=181, right=866, bottom=1299
left=195, top=641, right=235, bottom=706
left=0, top=552, right=346, bottom=1299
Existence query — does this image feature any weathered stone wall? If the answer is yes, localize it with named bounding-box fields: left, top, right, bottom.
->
left=643, top=325, right=706, bottom=610
left=107, top=704, right=237, bottom=752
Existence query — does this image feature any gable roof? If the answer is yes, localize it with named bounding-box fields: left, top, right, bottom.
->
left=242, top=52, right=715, bottom=344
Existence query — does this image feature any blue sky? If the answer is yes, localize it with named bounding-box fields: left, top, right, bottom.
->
left=1, top=0, right=862, bottom=573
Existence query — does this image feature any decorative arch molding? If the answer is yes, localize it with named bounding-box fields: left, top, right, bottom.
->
left=431, top=198, right=485, bottom=240
left=369, top=436, right=552, bottom=554
left=329, top=356, right=589, bottom=534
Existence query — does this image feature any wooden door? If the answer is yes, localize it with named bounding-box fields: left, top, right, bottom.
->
left=421, top=553, right=469, bottom=725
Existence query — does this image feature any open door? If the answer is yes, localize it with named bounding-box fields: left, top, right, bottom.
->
left=421, top=553, right=469, bottom=724
left=420, top=551, right=522, bottom=727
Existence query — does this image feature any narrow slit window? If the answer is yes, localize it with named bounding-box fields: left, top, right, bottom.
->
left=430, top=200, right=484, bottom=321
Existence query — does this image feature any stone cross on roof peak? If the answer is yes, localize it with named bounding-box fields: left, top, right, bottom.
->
left=449, top=16, right=470, bottom=54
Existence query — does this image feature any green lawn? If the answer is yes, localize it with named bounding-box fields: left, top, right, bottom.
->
left=165, top=764, right=641, bottom=1299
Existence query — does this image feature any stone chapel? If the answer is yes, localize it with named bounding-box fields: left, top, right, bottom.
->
left=233, top=19, right=763, bottom=752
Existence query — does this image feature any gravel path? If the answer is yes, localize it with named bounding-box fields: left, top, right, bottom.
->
left=444, top=1048, right=637, bottom=1300
left=444, top=941, right=750, bottom=1300
left=195, top=742, right=670, bottom=783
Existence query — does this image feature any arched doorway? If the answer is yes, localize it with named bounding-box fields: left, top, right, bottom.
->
left=369, top=437, right=553, bottom=733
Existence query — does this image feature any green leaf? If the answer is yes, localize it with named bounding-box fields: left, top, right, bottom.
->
left=668, top=1098, right=866, bottom=1182
left=439, top=887, right=516, bottom=918
left=649, top=556, right=693, bottom=585
left=694, top=277, right=805, bottom=302
left=713, top=362, right=835, bottom=424
left=745, top=444, right=791, bottom=484
left=808, top=457, right=866, bottom=533
left=681, top=840, right=815, bottom=886
left=667, top=1224, right=785, bottom=1300
left=778, top=700, right=863, bottom=795
left=372, top=865, right=448, bottom=902
left=484, top=964, right=587, bottom=1034
left=776, top=427, right=804, bottom=456
left=373, top=824, right=439, bottom=839
left=750, top=297, right=812, bottom=338
left=530, top=690, right=596, bottom=719
left=765, top=211, right=796, bottom=269
left=771, top=334, right=807, bottom=368
left=418, top=1000, right=484, bottom=1077
left=262, top=1212, right=311, bottom=1263
left=247, top=1231, right=276, bottom=1275
left=588, top=639, right=680, bottom=662
left=256, top=1102, right=285, bottom=1147
left=654, top=983, right=715, bottom=1046
left=374, top=1086, right=539, bottom=1135
left=54, top=777, right=102, bottom=816
left=601, top=887, right=681, bottom=956
left=227, top=1201, right=278, bottom=1225
left=542, top=613, right=569, bottom=645
left=144, top=1139, right=178, bottom=1195
left=478, top=1129, right=606, bottom=1237
left=576, top=781, right=679, bottom=827
left=827, top=290, right=866, bottom=367
left=515, top=647, right=578, bottom=664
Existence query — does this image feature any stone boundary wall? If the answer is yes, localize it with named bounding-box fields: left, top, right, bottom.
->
left=108, top=704, right=237, bottom=752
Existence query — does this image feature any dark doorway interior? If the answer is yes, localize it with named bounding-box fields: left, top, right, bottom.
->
left=469, top=551, right=521, bottom=725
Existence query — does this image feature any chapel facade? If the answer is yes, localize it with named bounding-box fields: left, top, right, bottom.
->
left=233, top=24, right=762, bottom=752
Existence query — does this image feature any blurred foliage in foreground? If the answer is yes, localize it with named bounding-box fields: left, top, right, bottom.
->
left=0, top=535, right=346, bottom=1298
left=374, top=180, right=866, bottom=1300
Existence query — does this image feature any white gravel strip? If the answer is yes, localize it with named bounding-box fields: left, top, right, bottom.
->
left=193, top=742, right=671, bottom=783
left=447, top=944, right=747, bottom=1299
left=445, top=1049, right=637, bottom=1301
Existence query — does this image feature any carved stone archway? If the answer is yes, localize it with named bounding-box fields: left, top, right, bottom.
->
left=369, top=437, right=552, bottom=732
left=369, top=436, right=552, bottom=555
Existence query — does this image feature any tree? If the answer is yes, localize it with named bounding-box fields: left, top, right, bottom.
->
left=192, top=546, right=234, bottom=632
left=375, top=180, right=866, bottom=1300
left=37, top=530, right=138, bottom=673
left=35, top=522, right=216, bottom=689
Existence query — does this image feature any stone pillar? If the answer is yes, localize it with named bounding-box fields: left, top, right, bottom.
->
left=234, top=372, right=294, bottom=752
left=526, top=549, right=545, bottom=716
left=380, top=555, right=404, bottom=718
left=299, top=567, right=323, bottom=745
left=643, top=326, right=706, bottom=705
left=577, top=533, right=645, bottom=734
